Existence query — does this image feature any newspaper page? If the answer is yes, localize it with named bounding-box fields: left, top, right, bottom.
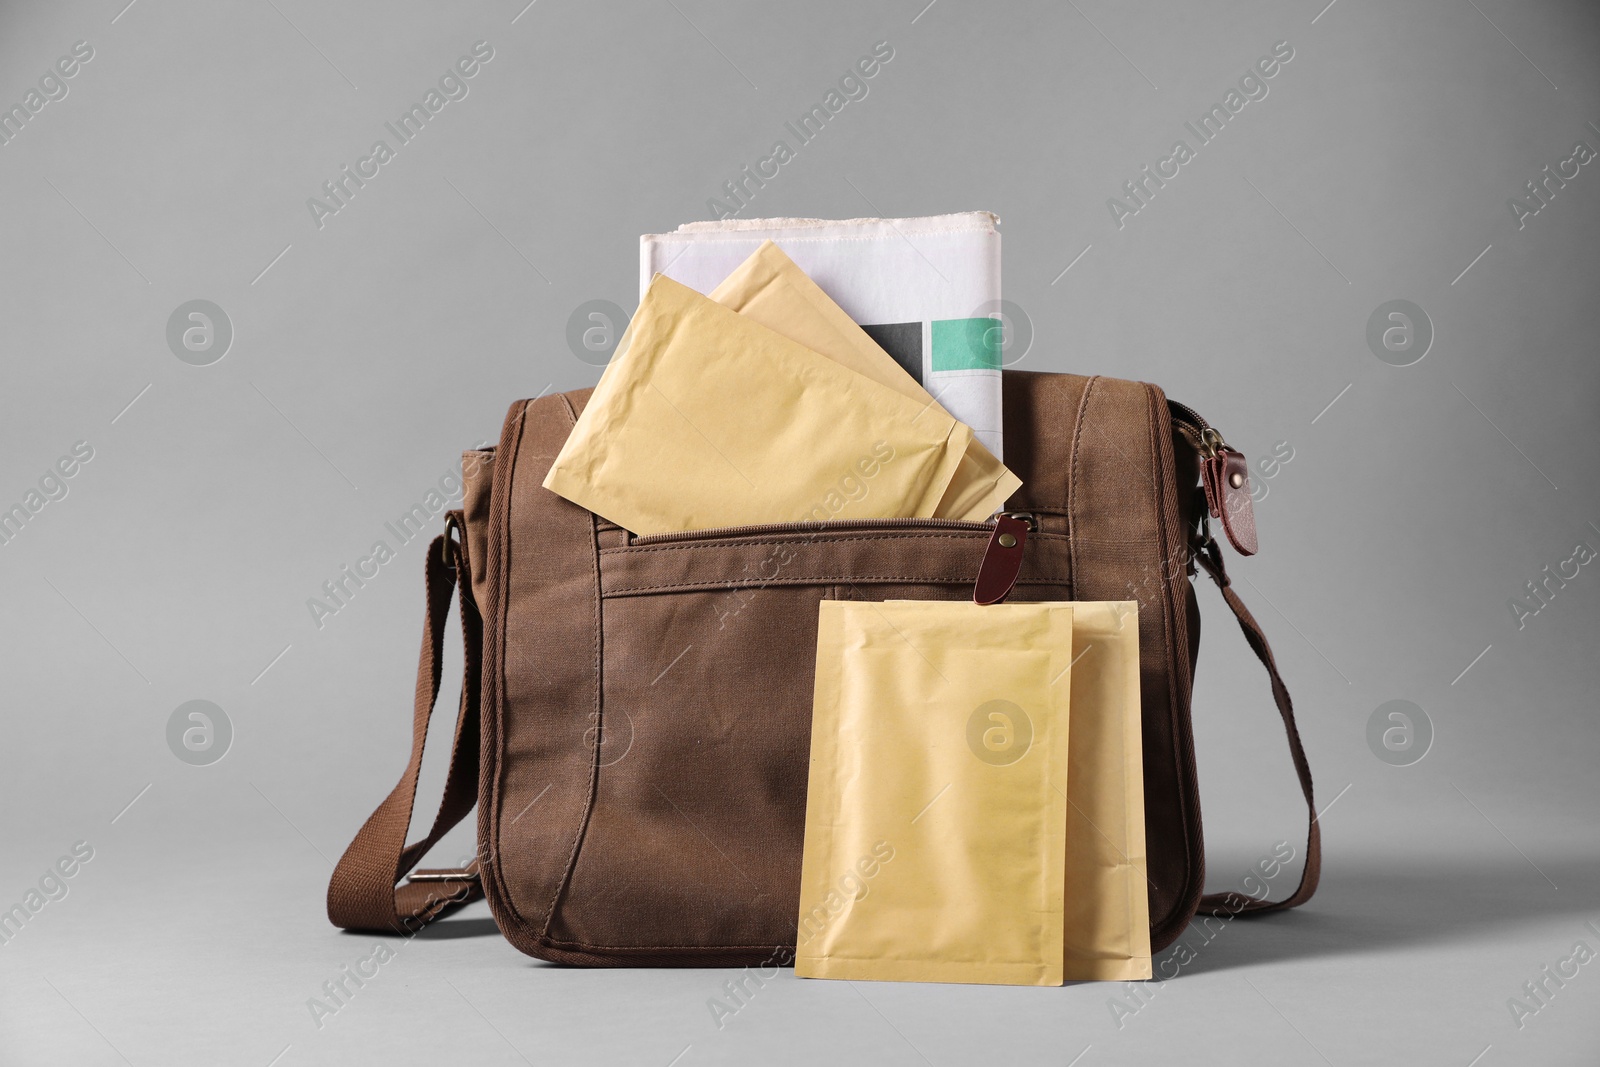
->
left=640, top=212, right=1006, bottom=459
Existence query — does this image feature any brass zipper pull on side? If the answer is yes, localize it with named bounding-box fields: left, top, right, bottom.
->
left=1170, top=400, right=1259, bottom=556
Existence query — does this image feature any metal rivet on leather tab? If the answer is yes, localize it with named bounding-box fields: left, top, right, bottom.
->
left=1229, top=472, right=1244, bottom=488
left=998, top=533, right=1017, bottom=548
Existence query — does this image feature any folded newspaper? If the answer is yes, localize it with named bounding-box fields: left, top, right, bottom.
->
left=640, top=212, right=1007, bottom=458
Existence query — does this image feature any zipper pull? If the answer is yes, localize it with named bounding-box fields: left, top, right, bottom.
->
left=973, top=511, right=1034, bottom=605
left=1198, top=429, right=1259, bottom=556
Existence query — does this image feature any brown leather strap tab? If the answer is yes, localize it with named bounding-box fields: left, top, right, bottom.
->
left=972, top=514, right=1030, bottom=605
left=1202, top=448, right=1258, bottom=556
left=327, top=531, right=486, bottom=934
left=1192, top=539, right=1320, bottom=916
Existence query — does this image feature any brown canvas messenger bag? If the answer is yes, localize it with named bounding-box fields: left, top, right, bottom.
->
left=327, top=370, right=1321, bottom=964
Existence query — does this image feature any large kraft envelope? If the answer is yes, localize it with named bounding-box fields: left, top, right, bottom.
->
left=857, top=599, right=1150, bottom=981
left=543, top=274, right=974, bottom=537
left=708, top=241, right=1021, bottom=522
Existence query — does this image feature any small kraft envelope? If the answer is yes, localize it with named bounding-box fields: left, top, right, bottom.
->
left=543, top=275, right=974, bottom=537
left=707, top=241, right=1021, bottom=522
left=796, top=600, right=1073, bottom=986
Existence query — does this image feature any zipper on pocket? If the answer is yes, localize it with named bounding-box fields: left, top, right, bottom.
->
left=1168, top=400, right=1231, bottom=458
left=629, top=514, right=1021, bottom=546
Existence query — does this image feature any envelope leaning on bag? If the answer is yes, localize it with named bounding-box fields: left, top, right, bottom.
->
left=796, top=600, right=1074, bottom=986
left=707, top=241, right=1021, bottom=522
left=543, top=274, right=976, bottom=537
left=795, top=598, right=1151, bottom=986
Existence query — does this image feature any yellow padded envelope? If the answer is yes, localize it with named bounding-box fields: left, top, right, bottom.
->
left=796, top=600, right=1072, bottom=986
left=796, top=600, right=1151, bottom=986
left=543, top=274, right=974, bottom=537
left=1059, top=602, right=1152, bottom=981
left=708, top=241, right=1021, bottom=522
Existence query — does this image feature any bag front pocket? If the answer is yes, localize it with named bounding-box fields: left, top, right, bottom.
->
left=544, top=519, right=1070, bottom=959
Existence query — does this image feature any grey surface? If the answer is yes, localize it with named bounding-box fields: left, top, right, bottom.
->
left=2, top=0, right=1598, bottom=1064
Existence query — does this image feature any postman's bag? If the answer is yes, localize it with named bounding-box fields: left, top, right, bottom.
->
left=327, top=371, right=1321, bottom=963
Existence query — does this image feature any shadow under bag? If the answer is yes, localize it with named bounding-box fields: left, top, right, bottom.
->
left=327, top=370, right=1321, bottom=963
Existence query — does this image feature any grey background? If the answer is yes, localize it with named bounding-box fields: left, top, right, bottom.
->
left=2, top=0, right=1597, bottom=1063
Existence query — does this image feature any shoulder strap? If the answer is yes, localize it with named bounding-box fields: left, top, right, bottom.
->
left=327, top=530, right=484, bottom=934
left=1192, top=538, right=1322, bottom=916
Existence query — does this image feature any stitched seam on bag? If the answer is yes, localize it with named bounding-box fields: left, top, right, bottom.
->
left=539, top=393, right=602, bottom=943
left=1145, top=381, right=1204, bottom=946
left=599, top=532, right=1071, bottom=556
left=1149, top=379, right=1196, bottom=941
left=490, top=398, right=537, bottom=943
left=1139, top=384, right=1175, bottom=928
left=1155, top=381, right=1205, bottom=932
left=482, top=405, right=518, bottom=931
left=538, top=936, right=796, bottom=952
left=1054, top=536, right=1155, bottom=546
left=1066, top=375, right=1097, bottom=585
left=482, top=397, right=528, bottom=947
left=599, top=575, right=1073, bottom=595
left=651, top=229, right=988, bottom=245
